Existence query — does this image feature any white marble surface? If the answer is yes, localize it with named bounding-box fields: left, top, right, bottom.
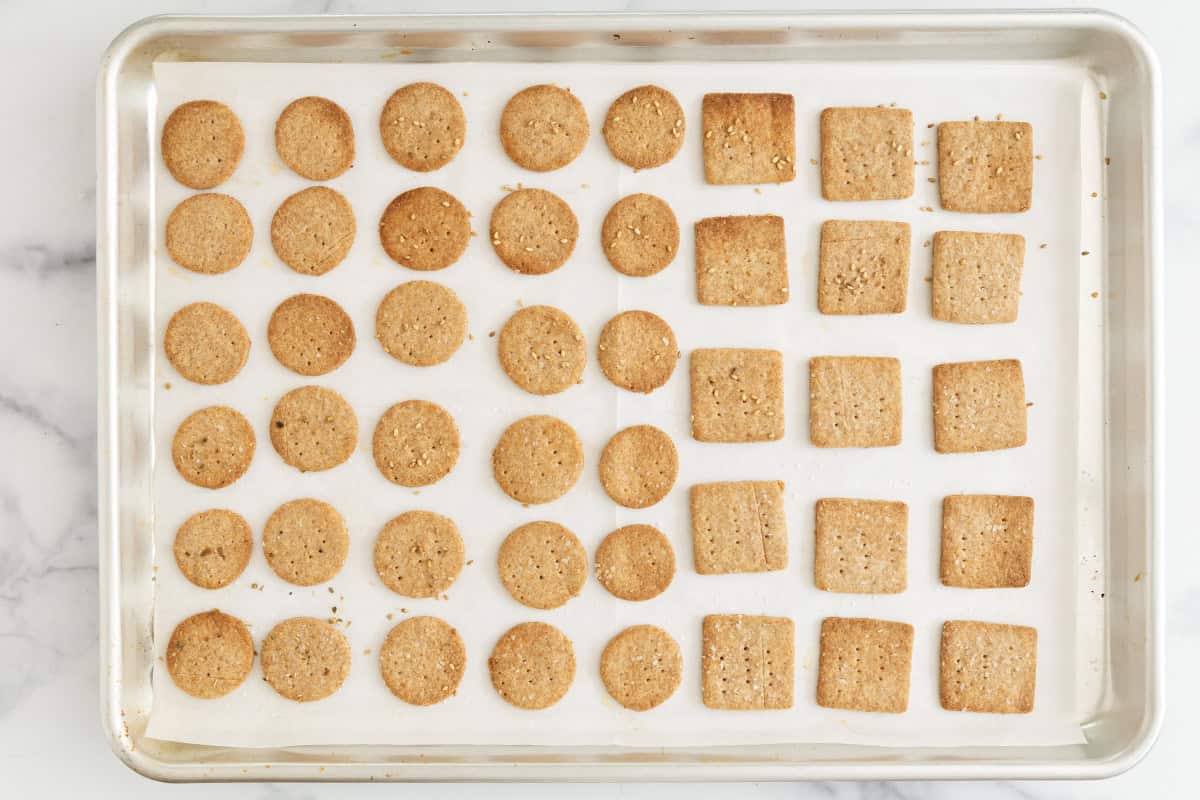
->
left=0, top=0, right=1187, bottom=795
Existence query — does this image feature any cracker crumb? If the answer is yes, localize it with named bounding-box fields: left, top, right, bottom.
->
left=1099, top=90, right=1108, bottom=100
left=809, top=158, right=818, bottom=166
left=1040, top=243, right=1048, bottom=249
left=1091, top=291, right=1099, bottom=298
left=1105, top=157, right=1111, bottom=166
left=754, top=187, right=762, bottom=194
left=1082, top=250, right=1090, bottom=256
left=1035, top=154, right=1044, bottom=160
left=1091, top=192, right=1098, bottom=198
left=164, top=382, right=171, bottom=390
left=927, top=122, right=934, bottom=128
left=927, top=177, right=936, bottom=183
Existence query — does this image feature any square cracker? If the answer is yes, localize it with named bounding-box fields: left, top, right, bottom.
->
left=695, top=215, right=789, bottom=307
left=938, top=121, right=1033, bottom=213
left=820, top=107, right=915, bottom=201
left=692, top=481, right=788, bottom=575
left=702, top=93, right=796, bottom=185
left=932, top=359, right=1027, bottom=453
left=932, top=231, right=1026, bottom=324
left=814, top=498, right=908, bottom=593
left=817, top=617, right=914, bottom=713
left=940, top=620, right=1037, bottom=713
left=691, top=348, right=784, bottom=442
left=941, top=495, right=1034, bottom=588
left=818, top=220, right=911, bottom=315
left=702, top=614, right=794, bottom=710
left=809, top=356, right=902, bottom=448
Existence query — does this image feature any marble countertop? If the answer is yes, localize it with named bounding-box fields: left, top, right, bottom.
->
left=0, top=0, right=1187, bottom=795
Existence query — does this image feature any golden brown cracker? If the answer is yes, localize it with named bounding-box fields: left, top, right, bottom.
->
left=269, top=386, right=358, bottom=473
left=490, top=188, right=578, bottom=275
left=161, top=100, right=244, bottom=190
left=694, top=215, right=789, bottom=306
left=817, top=617, right=914, bottom=713
left=940, top=620, right=1037, bottom=713
left=809, top=356, right=903, bottom=448
left=691, top=481, right=787, bottom=575
left=600, top=625, right=683, bottom=711
left=374, top=510, right=465, bottom=598
left=932, top=359, right=1027, bottom=453
left=932, top=231, right=1026, bottom=324
left=941, top=495, right=1034, bottom=588
left=380, top=616, right=467, bottom=705
left=602, top=85, right=685, bottom=169
left=172, top=406, right=255, bottom=489
left=270, top=186, right=356, bottom=276
left=492, top=415, right=584, bottom=505
left=166, top=609, right=254, bottom=699
left=267, top=293, right=356, bottom=376
left=818, top=220, right=911, bottom=315
left=500, top=84, right=589, bottom=172
left=702, top=93, right=795, bottom=185
left=497, top=305, right=586, bottom=395
left=372, top=399, right=460, bottom=487
left=275, top=96, right=355, bottom=181
left=173, top=509, right=253, bottom=590
left=701, top=614, right=794, bottom=710
left=595, top=524, right=675, bottom=602
left=263, top=498, right=349, bottom=587
left=597, top=310, right=679, bottom=394
left=163, top=301, right=250, bottom=385
left=375, top=280, right=468, bottom=367
left=497, top=520, right=587, bottom=610
left=938, top=121, right=1033, bottom=213
left=379, top=186, right=471, bottom=271
left=261, top=616, right=351, bottom=702
left=380, top=82, right=466, bottom=172
left=689, top=348, right=785, bottom=443
left=488, top=621, right=576, bottom=710
left=814, top=498, right=908, bottom=594
left=820, top=107, right=915, bottom=201
left=165, top=193, right=253, bottom=275
left=598, top=424, right=678, bottom=509
left=600, top=193, right=679, bottom=277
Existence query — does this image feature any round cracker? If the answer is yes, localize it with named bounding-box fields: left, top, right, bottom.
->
left=488, top=621, right=575, bottom=710
left=163, top=301, right=250, bottom=385
left=172, top=405, right=255, bottom=489
left=173, top=509, right=253, bottom=590
left=489, top=188, right=578, bottom=275
left=165, top=193, right=253, bottom=275
left=375, top=280, right=468, bottom=367
left=380, top=82, right=466, bottom=172
left=499, top=84, right=589, bottom=172
left=497, top=305, right=585, bottom=395
left=599, top=424, right=678, bottom=509
left=597, top=309, right=680, bottom=393
left=600, top=193, right=679, bottom=277
left=274, top=96, right=355, bottom=181
left=595, top=524, right=675, bottom=602
left=260, top=616, right=351, bottom=702
left=492, top=415, right=583, bottom=505
left=161, top=100, right=244, bottom=189
left=379, top=187, right=471, bottom=271
left=374, top=510, right=464, bottom=598
left=263, top=498, right=349, bottom=587
left=498, top=521, right=587, bottom=610
left=600, top=625, right=682, bottom=711
left=372, top=400, right=460, bottom=487
left=269, top=386, right=358, bottom=473
left=270, top=186, right=356, bottom=276
left=165, top=609, right=254, bottom=699
left=602, top=85, right=685, bottom=170
left=267, top=293, right=356, bottom=376
left=380, top=616, right=467, bottom=705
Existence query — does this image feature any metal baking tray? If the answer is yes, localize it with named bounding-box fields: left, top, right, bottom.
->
left=97, top=11, right=1164, bottom=781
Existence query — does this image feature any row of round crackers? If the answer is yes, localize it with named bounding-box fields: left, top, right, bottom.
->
left=168, top=609, right=681, bottom=712
left=162, top=84, right=685, bottom=191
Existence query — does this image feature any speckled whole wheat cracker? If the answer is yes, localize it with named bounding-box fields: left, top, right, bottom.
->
left=809, top=356, right=902, bottom=448
left=941, top=494, right=1034, bottom=588
left=490, top=188, right=578, bottom=275
left=372, top=400, right=460, bottom=487
left=497, top=520, right=587, bottom=610
left=498, top=305, right=586, bottom=395
left=594, top=524, right=675, bottom=602
left=260, top=616, right=352, bottom=702
left=597, top=310, right=679, bottom=394
left=275, top=96, right=355, bottom=181
left=820, top=107, right=915, bottom=201
left=701, top=93, right=795, bottom=185
left=940, top=620, right=1037, bottom=713
left=600, top=193, right=679, bottom=277
left=380, top=616, right=467, bottom=705
left=263, top=498, right=349, bottom=586
left=267, top=293, right=356, bottom=376
left=817, top=617, right=914, bottom=713
left=161, top=100, right=244, bottom=189
left=500, top=84, right=589, bottom=172
left=602, top=85, right=685, bottom=169
left=269, top=386, right=358, bottom=473
left=379, top=187, right=471, bottom=271
left=173, top=509, right=253, bottom=590
left=270, top=186, right=356, bottom=276
left=163, top=301, right=250, bottom=385
left=601, top=625, right=683, bottom=711
left=172, top=405, right=255, bottom=489
left=380, top=82, right=466, bottom=172
left=691, top=480, right=787, bottom=575
left=701, top=614, right=794, bottom=710
left=374, top=510, right=465, bottom=598
left=165, top=193, right=253, bottom=275
left=488, top=621, right=576, bottom=710
left=375, top=281, right=468, bottom=367
left=690, top=348, right=784, bottom=443
left=937, top=121, right=1033, bottom=213
left=166, top=609, right=254, bottom=699
left=814, top=498, right=908, bottom=594
left=492, top=415, right=584, bottom=505
left=931, top=231, right=1026, bottom=323
left=694, top=215, right=789, bottom=306
left=932, top=359, right=1027, bottom=453
left=598, top=424, right=678, bottom=509
left=818, top=220, right=911, bottom=315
